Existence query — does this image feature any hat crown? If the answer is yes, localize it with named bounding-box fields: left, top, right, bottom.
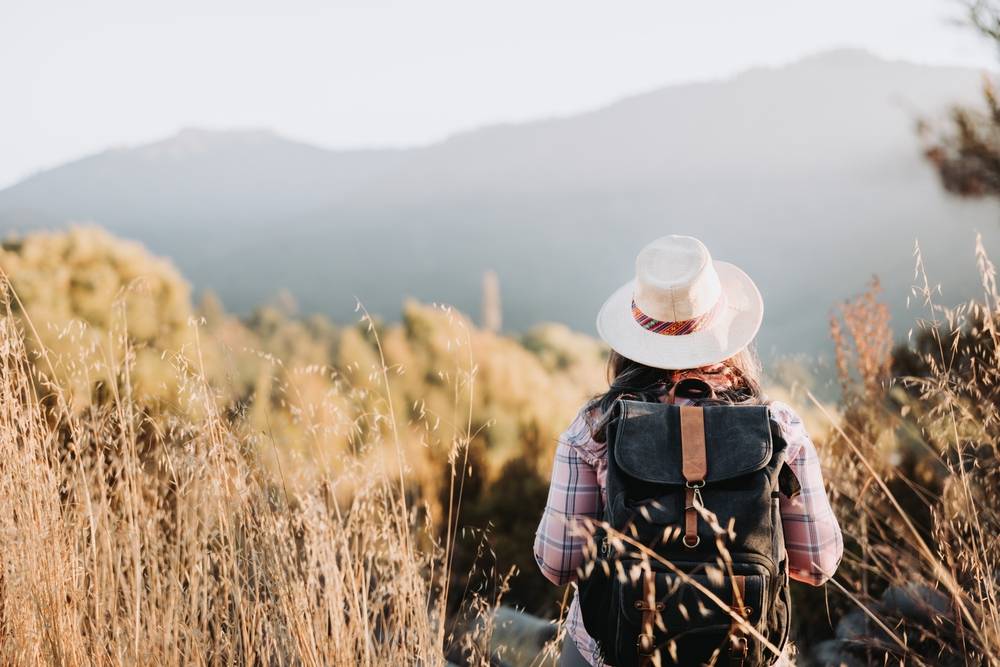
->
left=634, top=235, right=722, bottom=322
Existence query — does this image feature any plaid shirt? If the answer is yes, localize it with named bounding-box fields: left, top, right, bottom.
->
left=533, top=399, right=843, bottom=666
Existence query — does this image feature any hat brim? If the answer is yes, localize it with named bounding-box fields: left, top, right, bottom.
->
left=595, top=261, right=763, bottom=370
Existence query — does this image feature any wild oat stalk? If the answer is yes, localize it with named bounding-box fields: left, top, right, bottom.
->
left=815, top=237, right=1000, bottom=666
left=0, top=277, right=507, bottom=666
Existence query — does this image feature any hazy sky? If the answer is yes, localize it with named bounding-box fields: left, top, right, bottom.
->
left=2, top=0, right=996, bottom=188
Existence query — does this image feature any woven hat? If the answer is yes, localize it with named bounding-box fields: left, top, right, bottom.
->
left=595, top=235, right=763, bottom=369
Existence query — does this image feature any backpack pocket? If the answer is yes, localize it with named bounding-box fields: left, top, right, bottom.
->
left=611, top=561, right=768, bottom=666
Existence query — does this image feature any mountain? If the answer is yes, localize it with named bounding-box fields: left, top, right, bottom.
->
left=1, top=49, right=998, bottom=378
left=0, top=127, right=403, bottom=240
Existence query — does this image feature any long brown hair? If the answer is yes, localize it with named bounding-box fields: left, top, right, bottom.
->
left=585, top=347, right=763, bottom=443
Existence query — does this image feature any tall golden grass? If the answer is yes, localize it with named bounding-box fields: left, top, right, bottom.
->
left=815, top=236, right=1000, bottom=666
left=573, top=240, right=1000, bottom=667
left=0, top=278, right=474, bottom=665
left=0, top=233, right=997, bottom=666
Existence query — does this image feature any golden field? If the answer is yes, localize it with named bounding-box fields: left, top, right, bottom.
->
left=0, top=227, right=996, bottom=666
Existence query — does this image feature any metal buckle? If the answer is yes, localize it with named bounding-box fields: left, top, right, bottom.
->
left=682, top=534, right=701, bottom=548
left=730, top=636, right=749, bottom=659
left=634, top=600, right=665, bottom=611
left=685, top=479, right=705, bottom=489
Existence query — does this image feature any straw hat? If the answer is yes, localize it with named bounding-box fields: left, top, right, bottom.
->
left=595, top=235, right=763, bottom=370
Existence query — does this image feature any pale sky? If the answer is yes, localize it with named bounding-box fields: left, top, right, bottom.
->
left=2, top=0, right=996, bottom=188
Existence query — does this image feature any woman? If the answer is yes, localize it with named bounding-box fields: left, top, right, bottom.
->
left=534, top=235, right=843, bottom=666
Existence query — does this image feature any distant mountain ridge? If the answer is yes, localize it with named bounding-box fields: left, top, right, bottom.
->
left=0, top=127, right=404, bottom=234
left=1, top=49, right=998, bottom=376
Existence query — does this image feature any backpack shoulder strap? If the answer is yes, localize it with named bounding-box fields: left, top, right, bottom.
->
left=765, top=408, right=803, bottom=499
left=778, top=461, right=802, bottom=498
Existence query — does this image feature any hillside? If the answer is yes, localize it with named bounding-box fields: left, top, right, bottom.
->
left=0, top=127, right=403, bottom=237
left=1, top=50, right=997, bottom=371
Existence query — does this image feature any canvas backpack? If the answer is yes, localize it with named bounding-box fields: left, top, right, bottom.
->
left=577, top=395, right=801, bottom=666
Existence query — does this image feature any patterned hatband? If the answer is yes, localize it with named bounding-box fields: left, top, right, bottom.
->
left=631, top=296, right=726, bottom=336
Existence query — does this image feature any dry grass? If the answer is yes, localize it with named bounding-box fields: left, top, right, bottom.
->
left=0, top=235, right=998, bottom=666
left=0, top=281, right=491, bottom=666
left=816, top=236, right=1000, bottom=665
left=571, top=239, right=1000, bottom=667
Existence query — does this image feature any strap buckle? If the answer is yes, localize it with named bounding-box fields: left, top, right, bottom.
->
left=682, top=534, right=701, bottom=548
left=633, top=600, right=665, bottom=612
left=685, top=486, right=704, bottom=509
left=729, top=634, right=748, bottom=666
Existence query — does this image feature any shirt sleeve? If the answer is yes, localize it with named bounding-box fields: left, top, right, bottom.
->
left=533, top=410, right=603, bottom=586
left=771, top=401, right=844, bottom=586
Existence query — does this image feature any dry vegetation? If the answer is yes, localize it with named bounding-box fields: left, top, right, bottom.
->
left=813, top=238, right=1000, bottom=666
left=0, top=227, right=605, bottom=665
left=0, top=275, right=451, bottom=665
left=0, top=227, right=997, bottom=666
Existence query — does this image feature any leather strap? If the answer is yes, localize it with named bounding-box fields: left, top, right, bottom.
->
left=733, top=575, right=747, bottom=615
left=683, top=487, right=700, bottom=547
left=637, top=570, right=657, bottom=665
left=680, top=406, right=706, bottom=548
left=679, top=406, right=707, bottom=482
left=667, top=376, right=715, bottom=404
left=729, top=575, right=749, bottom=667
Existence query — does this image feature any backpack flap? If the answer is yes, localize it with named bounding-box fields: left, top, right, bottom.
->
left=613, top=401, right=773, bottom=486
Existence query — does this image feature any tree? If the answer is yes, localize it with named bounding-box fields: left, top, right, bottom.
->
left=923, top=1, right=1000, bottom=197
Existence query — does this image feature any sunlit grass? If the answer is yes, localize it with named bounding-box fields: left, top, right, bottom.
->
left=0, top=228, right=996, bottom=665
